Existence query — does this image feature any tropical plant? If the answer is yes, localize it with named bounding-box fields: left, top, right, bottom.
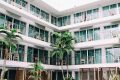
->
left=109, top=73, right=120, bottom=80
left=28, top=62, right=44, bottom=80
left=51, top=31, right=74, bottom=80
left=0, top=29, right=22, bottom=80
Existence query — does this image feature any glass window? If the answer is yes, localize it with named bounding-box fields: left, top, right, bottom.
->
left=41, top=10, right=49, bottom=22
left=19, top=21, right=26, bottom=34
left=40, top=29, right=45, bottom=41
left=6, top=16, right=13, bottom=30
left=45, top=31, right=49, bottom=42
left=110, top=4, right=117, bottom=15
left=104, top=24, right=118, bottom=39
left=27, top=47, right=33, bottom=62
left=94, top=49, right=101, bottom=64
left=0, top=13, right=6, bottom=29
left=106, top=48, right=113, bottom=63
left=58, top=17, right=62, bottom=27
left=80, top=50, right=87, bottom=64
left=34, top=27, right=39, bottom=39
left=16, top=0, right=22, bottom=5
left=86, top=10, right=92, bottom=21
left=87, top=29, right=93, bottom=41
left=75, top=51, right=80, bottom=65
left=88, top=49, right=94, bottom=64
left=118, top=3, right=120, bottom=14
left=80, top=30, right=86, bottom=42
left=103, top=6, right=110, bottom=17
left=18, top=45, right=24, bottom=61
left=51, top=16, right=57, bottom=25
left=35, top=7, right=40, bottom=17
left=74, top=13, right=80, bottom=23
left=92, top=8, right=99, bottom=19
left=28, top=25, right=34, bottom=38
left=30, top=5, right=35, bottom=15
left=74, top=31, right=80, bottom=43
left=94, top=28, right=100, bottom=40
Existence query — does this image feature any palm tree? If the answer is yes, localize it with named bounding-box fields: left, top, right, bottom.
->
left=51, top=31, right=74, bottom=80
left=28, top=62, right=44, bottom=80
left=0, top=29, right=22, bottom=80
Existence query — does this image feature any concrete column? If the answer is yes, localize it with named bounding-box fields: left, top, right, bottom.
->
left=87, top=69, right=90, bottom=80
left=100, top=25, right=104, bottom=39
left=48, top=51, right=51, bottom=64
left=25, top=22, right=29, bottom=36
left=70, top=14, right=74, bottom=25
left=101, top=47, right=106, bottom=63
left=24, top=45, right=28, bottom=62
left=72, top=71, right=75, bottom=80
left=27, top=1, right=30, bottom=12
left=99, top=7, right=103, bottom=18
left=49, top=14, right=51, bottom=23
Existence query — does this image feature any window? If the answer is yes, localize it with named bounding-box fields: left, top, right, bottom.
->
left=18, top=45, right=24, bottom=61
left=30, top=5, right=36, bottom=15
left=110, top=4, right=117, bottom=15
left=74, top=27, right=100, bottom=43
left=118, top=3, right=120, bottom=14
left=58, top=17, right=62, bottom=27
left=28, top=25, right=34, bottom=38
left=106, top=47, right=120, bottom=63
left=27, top=47, right=33, bottom=62
left=80, top=30, right=86, bottom=42
left=86, top=10, right=92, bottom=21
left=74, top=13, right=80, bottom=23
left=74, top=31, right=80, bottom=43
left=92, top=8, right=99, bottom=19
left=104, top=24, right=118, bottom=39
left=103, top=6, right=110, bottom=17
left=75, top=49, right=101, bottom=65
left=0, top=13, right=6, bottom=29
left=13, top=19, right=26, bottom=34
left=51, top=16, right=57, bottom=26
left=41, top=10, right=49, bottom=22
left=75, top=51, right=80, bottom=65
left=28, top=25, right=49, bottom=42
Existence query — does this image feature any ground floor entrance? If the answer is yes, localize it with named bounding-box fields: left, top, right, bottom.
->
left=75, top=67, right=120, bottom=80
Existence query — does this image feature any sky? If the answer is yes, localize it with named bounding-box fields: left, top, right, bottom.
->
left=42, top=0, right=100, bottom=11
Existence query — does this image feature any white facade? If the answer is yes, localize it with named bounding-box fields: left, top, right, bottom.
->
left=0, top=0, right=120, bottom=80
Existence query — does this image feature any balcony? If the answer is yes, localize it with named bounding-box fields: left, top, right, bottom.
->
left=2, top=0, right=28, bottom=11
left=74, top=29, right=120, bottom=49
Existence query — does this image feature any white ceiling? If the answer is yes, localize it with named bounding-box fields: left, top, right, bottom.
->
left=42, top=0, right=100, bottom=11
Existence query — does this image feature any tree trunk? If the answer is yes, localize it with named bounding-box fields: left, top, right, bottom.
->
left=61, top=60, right=65, bottom=80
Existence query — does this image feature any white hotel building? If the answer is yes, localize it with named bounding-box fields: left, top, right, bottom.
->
left=0, top=0, right=120, bottom=80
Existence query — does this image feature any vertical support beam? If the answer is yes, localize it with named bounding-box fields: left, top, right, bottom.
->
left=48, top=51, right=51, bottom=65
left=87, top=69, right=90, bottom=80
left=70, top=14, right=74, bottom=25
left=102, top=47, right=106, bottom=63
left=116, top=67, right=117, bottom=74
left=72, top=71, right=75, bottom=80
left=98, top=68, right=99, bottom=80
left=24, top=45, right=28, bottom=62
left=49, top=14, right=51, bottom=23
left=25, top=22, right=29, bottom=37
left=99, top=7, right=103, bottom=18
left=94, top=68, right=96, bottom=80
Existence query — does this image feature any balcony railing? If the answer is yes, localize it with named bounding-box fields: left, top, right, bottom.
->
left=3, top=0, right=28, bottom=11
left=0, top=20, right=26, bottom=35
